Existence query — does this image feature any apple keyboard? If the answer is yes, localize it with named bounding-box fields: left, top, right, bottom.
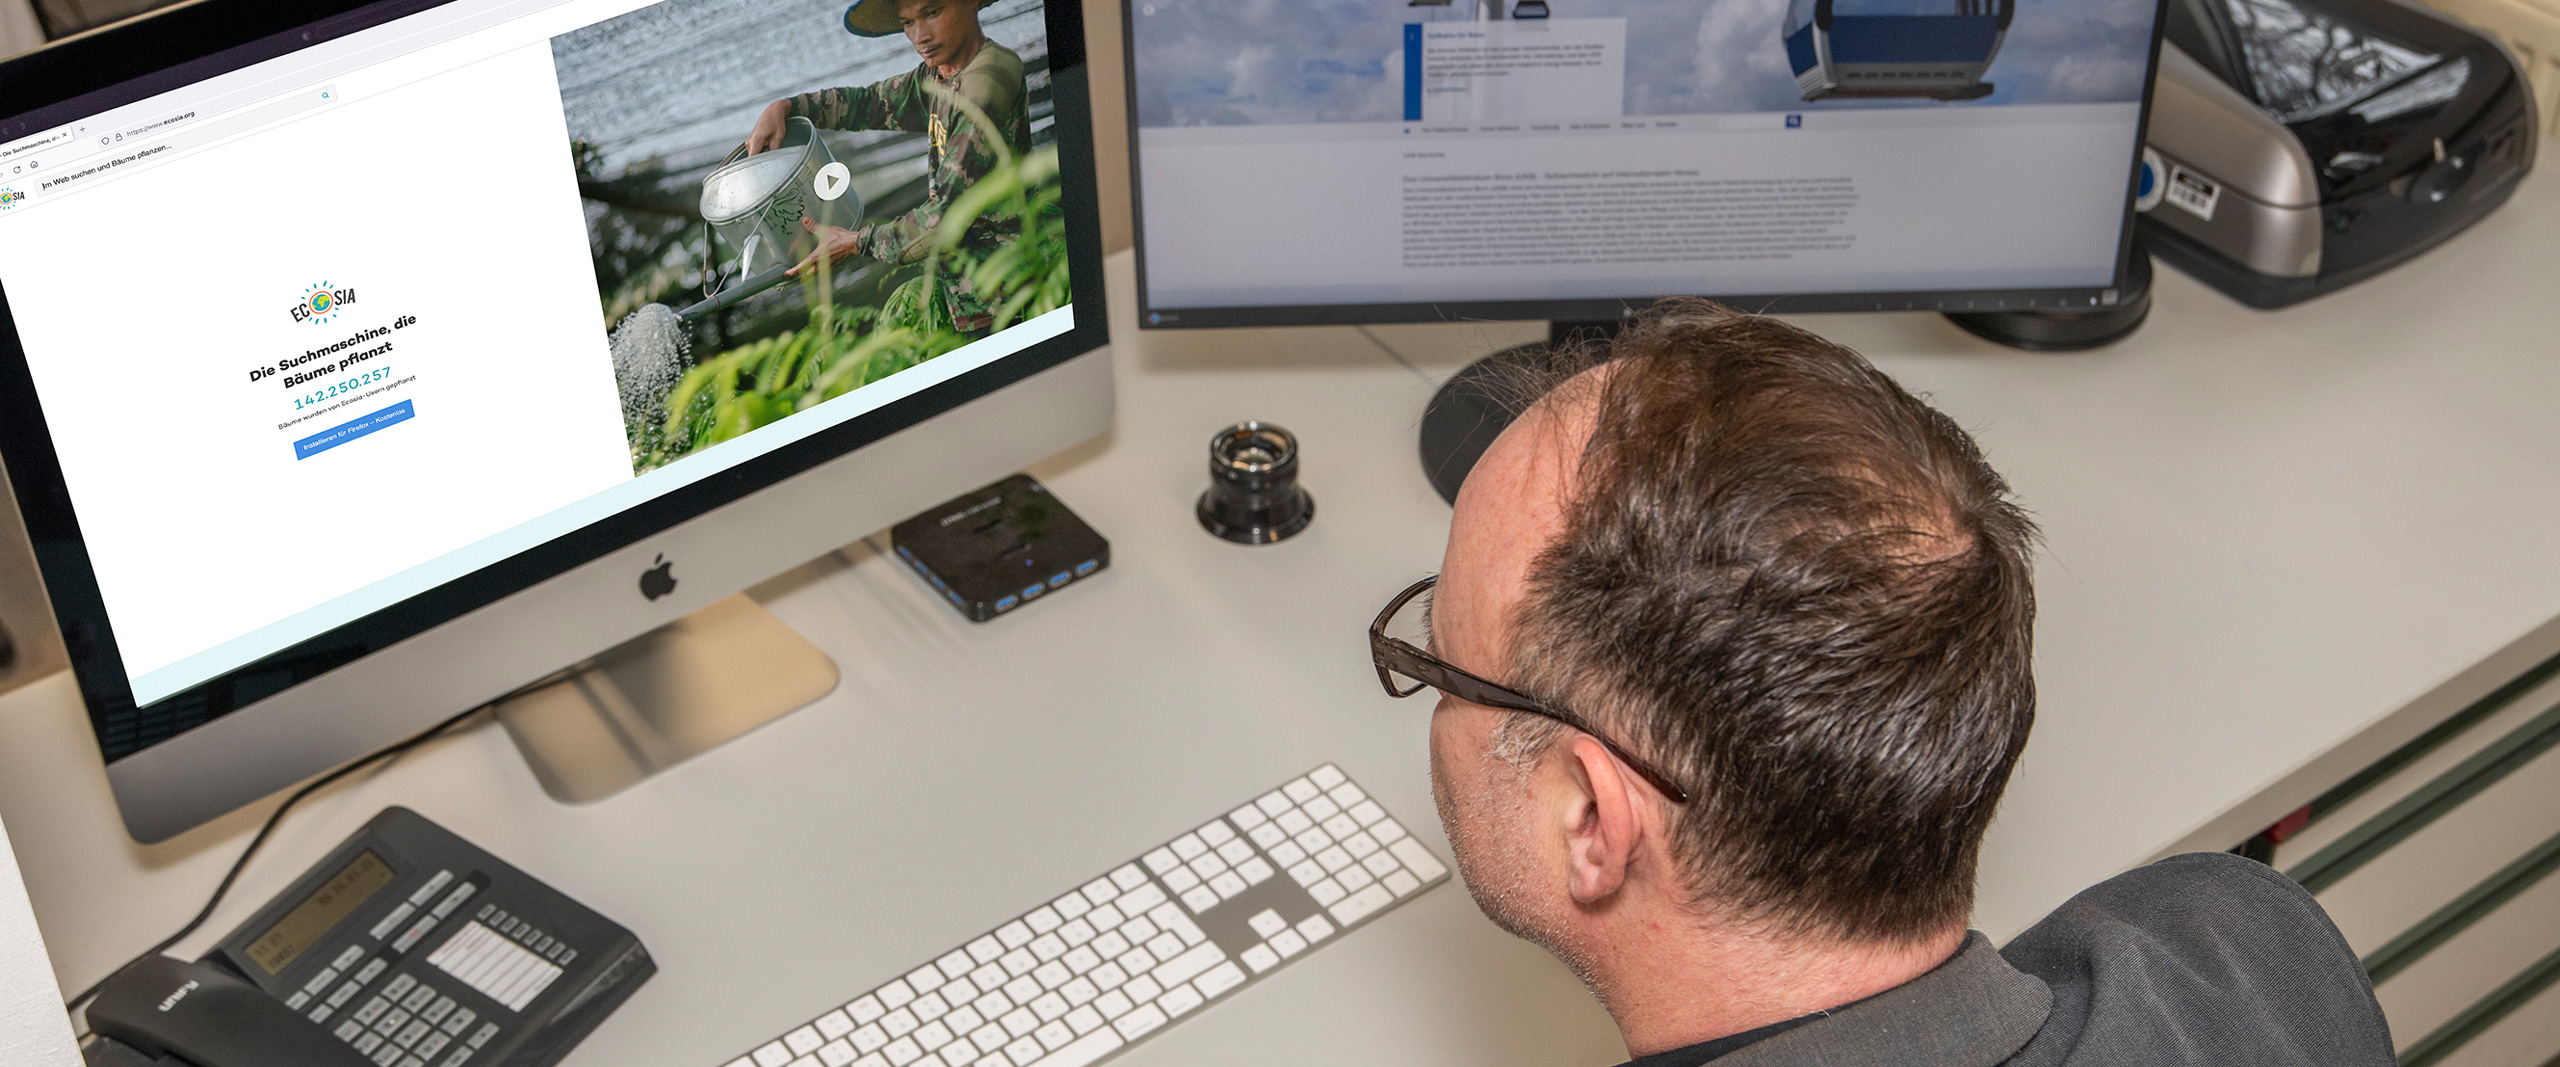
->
left=722, top=764, right=1450, bottom=1067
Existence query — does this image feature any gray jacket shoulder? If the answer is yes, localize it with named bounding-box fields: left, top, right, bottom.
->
left=1999, top=852, right=2394, bottom=1067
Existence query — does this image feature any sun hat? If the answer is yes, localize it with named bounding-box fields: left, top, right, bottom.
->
left=844, top=0, right=990, bottom=37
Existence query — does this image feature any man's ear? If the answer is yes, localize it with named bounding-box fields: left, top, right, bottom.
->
left=1559, top=733, right=1644, bottom=906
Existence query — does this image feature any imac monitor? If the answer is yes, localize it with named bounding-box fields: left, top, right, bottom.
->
left=0, top=0, right=1112, bottom=841
left=1121, top=0, right=2170, bottom=326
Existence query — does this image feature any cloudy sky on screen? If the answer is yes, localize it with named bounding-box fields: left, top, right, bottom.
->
left=1128, top=0, right=2157, bottom=126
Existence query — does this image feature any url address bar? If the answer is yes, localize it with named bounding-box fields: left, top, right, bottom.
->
left=33, top=85, right=336, bottom=200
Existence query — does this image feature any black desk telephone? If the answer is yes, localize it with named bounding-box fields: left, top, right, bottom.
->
left=85, top=808, right=653, bottom=1067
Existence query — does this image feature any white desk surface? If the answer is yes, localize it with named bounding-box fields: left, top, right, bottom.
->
left=5, top=153, right=2560, bottom=1067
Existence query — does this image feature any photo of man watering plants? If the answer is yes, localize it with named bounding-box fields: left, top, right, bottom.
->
left=553, top=0, right=1066, bottom=476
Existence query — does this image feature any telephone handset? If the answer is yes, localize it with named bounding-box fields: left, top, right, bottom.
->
left=84, top=808, right=652, bottom=1067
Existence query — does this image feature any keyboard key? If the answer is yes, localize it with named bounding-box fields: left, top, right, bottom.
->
left=1034, top=1021, right=1073, bottom=1051
left=420, top=996, right=454, bottom=1024
left=1108, top=866, right=1148, bottom=892
left=1087, top=907, right=1125, bottom=936
left=909, top=964, right=948, bottom=994
left=1003, top=975, right=1039, bottom=1004
left=1304, top=797, right=1341, bottom=822
left=1032, top=961, right=1071, bottom=990
left=1140, top=849, right=1179, bottom=876
left=1186, top=851, right=1226, bottom=878
left=1248, top=823, right=1286, bottom=849
left=1274, top=810, right=1313, bottom=835
left=1297, top=915, right=1335, bottom=942
left=1287, top=859, right=1323, bottom=886
left=356, top=959, right=388, bottom=984
left=1168, top=833, right=1207, bottom=861
left=819, top=1042, right=858, bottom=1067
left=330, top=981, right=364, bottom=1007
left=1246, top=910, right=1287, bottom=938
left=376, top=1008, right=412, bottom=1036
left=884, top=1008, right=920, bottom=1038
left=1160, top=867, right=1199, bottom=894
left=1120, top=915, right=1158, bottom=946
left=755, top=1043, right=794, bottom=1067
left=371, top=1042, right=404, bottom=1066
left=850, top=995, right=887, bottom=1024
left=1283, top=778, right=1320, bottom=803
left=1363, top=851, right=1400, bottom=878
left=1228, top=805, right=1266, bottom=830
left=1194, top=962, right=1246, bottom=998
left=337, top=1020, right=368, bottom=1042
left=1331, top=884, right=1396, bottom=926
left=1094, top=990, right=1133, bottom=1019
left=1329, top=817, right=1367, bottom=846
left=1338, top=865, right=1374, bottom=893
left=1240, top=945, right=1279, bottom=973
left=1178, top=885, right=1219, bottom=914
left=914, top=1021, right=954, bottom=1050
left=1206, top=872, right=1247, bottom=899
left=1080, top=878, right=1119, bottom=906
left=1213, top=839, right=1253, bottom=865
left=1123, top=976, right=1162, bottom=1004
left=1030, top=934, right=1067, bottom=963
left=1197, top=820, right=1234, bottom=847
left=1255, top=792, right=1292, bottom=817
left=398, top=1021, right=433, bottom=1047
left=947, top=1006, right=984, bottom=1036
left=1051, top=894, right=1090, bottom=922
left=1371, top=818, right=1409, bottom=845
left=996, top=923, right=1034, bottom=951
left=914, top=992, right=950, bottom=1021
left=1327, top=782, right=1365, bottom=807
left=1061, top=977, right=1098, bottom=1006
left=1090, top=961, right=1128, bottom=991
left=1004, top=1037, right=1043, bottom=1065
left=1316, top=847, right=1353, bottom=873
left=1388, top=839, right=1449, bottom=880
left=1349, top=800, right=1387, bottom=826
left=1111, top=1003, right=1166, bottom=1041
left=1237, top=857, right=1274, bottom=885
left=1149, top=942, right=1224, bottom=988
left=1154, top=908, right=1206, bottom=946
left=968, top=937, right=1004, bottom=965
left=288, top=991, right=312, bottom=1011
left=1117, top=883, right=1166, bottom=915
left=1063, top=1004, right=1104, bottom=1035
left=1029, top=992, right=1069, bottom=1022
left=883, top=1036, right=922, bottom=1065
left=1059, top=919, right=1095, bottom=947
left=1385, top=870, right=1422, bottom=897
left=1158, top=983, right=1204, bottom=1017
left=440, top=1008, right=475, bottom=1035
left=1310, top=765, right=1346, bottom=789
left=1308, top=879, right=1345, bottom=906
left=355, top=1034, right=384, bottom=1055
left=309, top=1004, right=335, bottom=1024
left=416, top=1033, right=449, bottom=1060
left=1299, top=827, right=1337, bottom=854
left=402, top=984, right=437, bottom=1012
left=970, top=1024, right=1008, bottom=1054
left=999, top=1009, right=1037, bottom=1038
left=852, top=1025, right=888, bottom=1053
left=1270, top=930, right=1307, bottom=958
left=1024, top=1026, right=1122, bottom=1067
left=439, top=1048, right=471, bottom=1067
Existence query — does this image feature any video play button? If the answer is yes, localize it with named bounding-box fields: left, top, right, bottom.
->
left=813, top=162, right=851, bottom=202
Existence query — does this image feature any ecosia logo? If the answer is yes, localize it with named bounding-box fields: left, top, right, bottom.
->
left=290, top=279, right=356, bottom=325
left=0, top=187, right=23, bottom=211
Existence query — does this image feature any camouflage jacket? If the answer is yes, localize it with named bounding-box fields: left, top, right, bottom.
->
left=786, top=40, right=1030, bottom=267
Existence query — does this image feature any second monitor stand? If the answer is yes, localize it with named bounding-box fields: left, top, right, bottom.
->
left=1416, top=251, right=2157, bottom=504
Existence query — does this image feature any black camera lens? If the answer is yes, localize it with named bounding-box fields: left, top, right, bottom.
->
left=1197, top=421, right=1313, bottom=544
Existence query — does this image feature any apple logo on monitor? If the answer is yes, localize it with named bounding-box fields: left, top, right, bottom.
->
left=640, top=554, right=677, bottom=601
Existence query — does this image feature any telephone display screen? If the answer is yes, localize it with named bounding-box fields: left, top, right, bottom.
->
left=245, top=850, right=393, bottom=974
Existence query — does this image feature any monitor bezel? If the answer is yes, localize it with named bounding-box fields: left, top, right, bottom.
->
left=0, top=0, right=1112, bottom=761
left=1117, top=0, right=2173, bottom=330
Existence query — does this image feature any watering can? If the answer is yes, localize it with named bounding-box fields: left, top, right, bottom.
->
left=677, top=116, right=865, bottom=322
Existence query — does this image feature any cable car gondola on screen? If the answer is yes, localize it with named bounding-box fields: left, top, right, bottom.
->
left=1784, top=0, right=2015, bottom=101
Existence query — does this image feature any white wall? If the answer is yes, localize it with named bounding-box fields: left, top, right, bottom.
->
left=0, top=0, right=42, bottom=60
left=0, top=815, right=76, bottom=1067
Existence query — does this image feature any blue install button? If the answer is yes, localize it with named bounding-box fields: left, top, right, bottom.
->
left=294, top=399, right=414, bottom=460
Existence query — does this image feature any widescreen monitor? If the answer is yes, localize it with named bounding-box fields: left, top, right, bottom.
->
left=0, top=0, right=1111, bottom=841
left=1122, top=0, right=2170, bottom=327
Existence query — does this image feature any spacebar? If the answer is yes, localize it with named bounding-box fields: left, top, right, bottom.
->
left=1025, top=1027, right=1125, bottom=1067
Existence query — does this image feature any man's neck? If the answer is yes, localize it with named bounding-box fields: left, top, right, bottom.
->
left=933, top=34, right=985, bottom=79
left=1587, top=914, right=1965, bottom=1058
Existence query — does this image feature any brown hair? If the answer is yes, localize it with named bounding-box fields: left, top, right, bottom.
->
left=1511, top=299, right=2038, bottom=944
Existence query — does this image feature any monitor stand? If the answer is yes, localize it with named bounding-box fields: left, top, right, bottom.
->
left=492, top=593, right=839, bottom=803
left=1418, top=246, right=2156, bottom=503
left=1944, top=237, right=2154, bottom=351
left=1418, top=320, right=1620, bottom=506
